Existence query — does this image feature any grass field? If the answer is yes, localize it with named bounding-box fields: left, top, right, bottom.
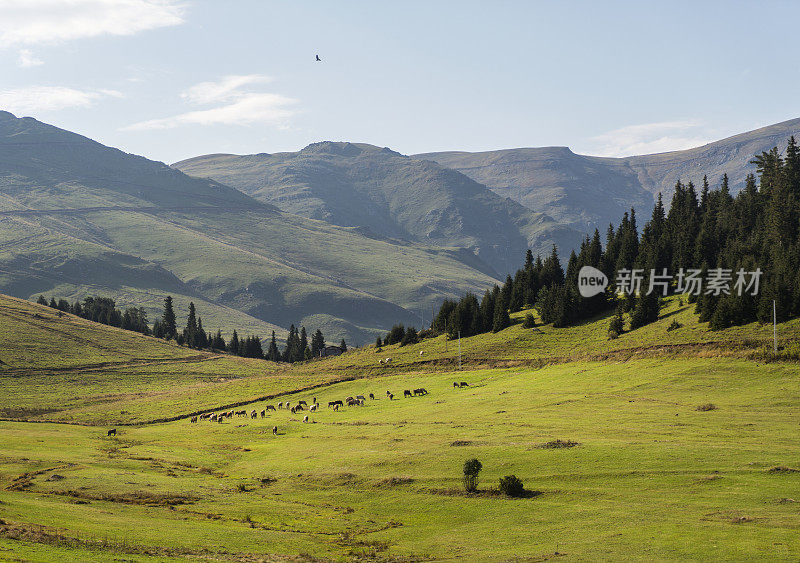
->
left=1, top=294, right=799, bottom=560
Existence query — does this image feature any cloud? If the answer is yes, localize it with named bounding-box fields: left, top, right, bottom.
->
left=122, top=75, right=298, bottom=131
left=0, top=0, right=185, bottom=47
left=584, top=120, right=714, bottom=157
left=0, top=86, right=122, bottom=114
left=181, top=75, right=274, bottom=104
left=17, top=49, right=43, bottom=67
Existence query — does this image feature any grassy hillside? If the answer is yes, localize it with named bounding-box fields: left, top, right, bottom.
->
left=0, top=292, right=798, bottom=559
left=415, top=117, right=800, bottom=233
left=0, top=295, right=346, bottom=425
left=174, top=142, right=585, bottom=275
left=0, top=112, right=502, bottom=343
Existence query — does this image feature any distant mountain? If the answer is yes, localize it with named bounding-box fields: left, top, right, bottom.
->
left=0, top=112, right=500, bottom=343
left=174, top=142, right=585, bottom=276
left=414, top=118, right=800, bottom=232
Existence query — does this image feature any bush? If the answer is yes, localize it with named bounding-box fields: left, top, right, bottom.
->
left=462, top=458, right=482, bottom=492
left=696, top=403, right=717, bottom=411
left=522, top=313, right=536, bottom=329
left=667, top=319, right=682, bottom=331
left=499, top=475, right=525, bottom=497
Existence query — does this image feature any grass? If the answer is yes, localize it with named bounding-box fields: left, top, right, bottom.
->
left=0, top=294, right=798, bottom=560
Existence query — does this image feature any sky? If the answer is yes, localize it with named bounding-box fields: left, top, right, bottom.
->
left=1, top=0, right=799, bottom=164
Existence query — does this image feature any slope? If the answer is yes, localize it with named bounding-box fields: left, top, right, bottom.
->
left=415, top=117, right=800, bottom=232
left=174, top=142, right=585, bottom=275
left=0, top=112, right=501, bottom=343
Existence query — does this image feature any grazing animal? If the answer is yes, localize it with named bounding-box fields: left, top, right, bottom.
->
left=413, top=388, right=428, bottom=396
left=369, top=393, right=375, bottom=400
left=285, top=402, right=291, bottom=410
left=453, top=382, right=459, bottom=388
left=313, top=397, right=317, bottom=404
left=251, top=410, right=257, bottom=419
left=266, top=405, right=276, bottom=412
left=356, top=395, right=366, bottom=401
left=298, top=400, right=307, bottom=406
left=272, top=426, right=278, bottom=435
left=385, top=357, right=393, bottom=364
left=388, top=393, right=394, bottom=400
left=386, top=390, right=392, bottom=397
left=309, top=404, right=318, bottom=412
left=278, top=402, right=283, bottom=409
left=460, top=382, right=469, bottom=388
left=345, top=396, right=354, bottom=403
left=404, top=390, right=412, bottom=398
left=303, top=415, right=309, bottom=423
left=217, top=415, right=224, bottom=423
left=211, top=413, right=218, bottom=422
left=107, top=428, right=116, bottom=437
left=419, top=350, right=425, bottom=356
left=190, top=416, right=198, bottom=423
left=333, top=404, right=339, bottom=411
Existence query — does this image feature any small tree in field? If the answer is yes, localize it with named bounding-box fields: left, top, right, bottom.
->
left=462, top=458, right=482, bottom=492
left=499, top=475, right=525, bottom=497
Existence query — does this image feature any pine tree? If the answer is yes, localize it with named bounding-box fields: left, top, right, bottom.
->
left=162, top=296, right=177, bottom=338
left=311, top=329, right=325, bottom=357
left=183, top=302, right=198, bottom=347
left=228, top=330, right=239, bottom=355
left=37, top=295, right=47, bottom=305
left=339, top=339, right=347, bottom=352
left=491, top=291, right=511, bottom=332
left=267, top=331, right=280, bottom=361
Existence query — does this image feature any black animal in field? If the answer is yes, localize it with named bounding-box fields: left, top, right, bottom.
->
left=107, top=428, right=116, bottom=436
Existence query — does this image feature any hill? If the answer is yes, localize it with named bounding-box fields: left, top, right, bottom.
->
left=174, top=142, right=585, bottom=276
left=0, top=292, right=798, bottom=560
left=0, top=293, right=348, bottom=425
left=414, top=117, right=800, bottom=232
left=0, top=112, right=503, bottom=343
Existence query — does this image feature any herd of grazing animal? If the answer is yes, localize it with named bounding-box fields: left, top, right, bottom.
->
left=179, top=381, right=447, bottom=431
left=107, top=379, right=467, bottom=438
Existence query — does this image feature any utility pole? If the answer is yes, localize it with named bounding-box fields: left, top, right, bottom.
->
left=458, top=330, right=462, bottom=370
left=773, top=299, right=777, bottom=353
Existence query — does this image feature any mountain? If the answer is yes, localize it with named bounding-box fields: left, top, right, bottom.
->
left=414, top=118, right=800, bottom=232
left=0, top=112, right=500, bottom=343
left=174, top=142, right=585, bottom=276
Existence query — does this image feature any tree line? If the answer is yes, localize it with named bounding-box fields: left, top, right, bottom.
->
left=37, top=294, right=346, bottom=363
left=431, top=137, right=800, bottom=335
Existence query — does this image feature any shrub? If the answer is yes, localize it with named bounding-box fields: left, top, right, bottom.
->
left=462, top=458, right=482, bottom=492
left=667, top=319, right=682, bottom=331
left=522, top=313, right=536, bottom=329
left=696, top=403, right=717, bottom=411
left=499, top=475, right=525, bottom=497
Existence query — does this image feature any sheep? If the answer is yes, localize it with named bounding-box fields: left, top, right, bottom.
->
left=419, top=350, right=425, bottom=356
left=272, top=426, right=278, bottom=435
left=309, top=404, right=318, bottom=412
left=278, top=402, right=283, bottom=409
left=303, top=415, right=309, bottom=423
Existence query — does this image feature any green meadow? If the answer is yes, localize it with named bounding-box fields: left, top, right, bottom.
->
left=0, top=294, right=798, bottom=561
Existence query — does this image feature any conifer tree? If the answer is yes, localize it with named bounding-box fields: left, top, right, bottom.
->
left=162, top=296, right=177, bottom=338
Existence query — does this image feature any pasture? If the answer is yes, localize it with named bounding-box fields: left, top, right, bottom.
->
left=1, top=358, right=799, bottom=560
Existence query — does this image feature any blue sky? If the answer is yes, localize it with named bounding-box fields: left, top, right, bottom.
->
left=1, top=0, right=799, bottom=164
